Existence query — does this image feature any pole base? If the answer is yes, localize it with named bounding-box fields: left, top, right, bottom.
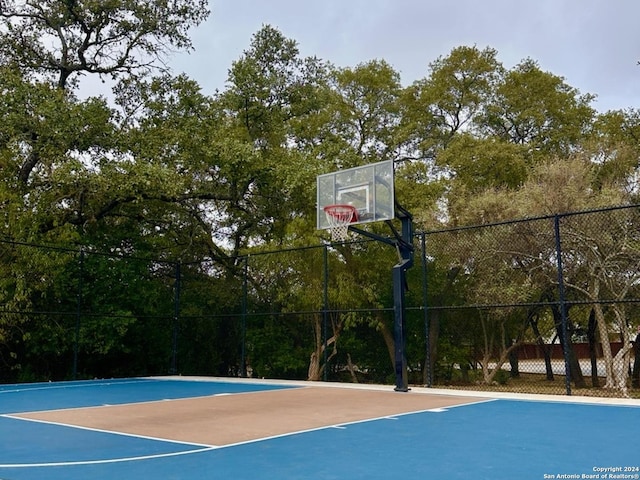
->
left=394, top=386, right=411, bottom=392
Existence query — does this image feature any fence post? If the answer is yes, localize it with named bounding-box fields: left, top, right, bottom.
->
left=72, top=248, right=84, bottom=380
left=553, top=215, right=572, bottom=396
left=241, top=255, right=248, bottom=377
left=323, top=245, right=329, bottom=382
left=169, top=261, right=181, bottom=375
left=420, top=232, right=432, bottom=387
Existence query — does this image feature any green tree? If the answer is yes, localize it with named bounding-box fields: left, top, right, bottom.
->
left=588, top=108, right=640, bottom=202
left=0, top=0, right=211, bottom=243
left=397, top=46, right=509, bottom=228
left=426, top=222, right=539, bottom=385
left=0, top=65, right=114, bottom=216
left=324, top=59, right=403, bottom=165
left=481, top=59, right=595, bottom=157
left=222, top=25, right=331, bottom=246
left=400, top=46, right=502, bottom=161
left=457, top=155, right=638, bottom=393
left=0, top=0, right=214, bottom=381
left=0, top=0, right=209, bottom=90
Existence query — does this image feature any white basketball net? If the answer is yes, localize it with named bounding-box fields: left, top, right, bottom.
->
left=324, top=205, right=356, bottom=242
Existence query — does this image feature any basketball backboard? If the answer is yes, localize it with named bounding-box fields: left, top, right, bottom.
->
left=317, top=160, right=395, bottom=231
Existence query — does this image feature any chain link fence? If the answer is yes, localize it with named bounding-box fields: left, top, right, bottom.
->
left=0, top=242, right=176, bottom=381
left=1, top=204, right=639, bottom=398
left=422, top=205, right=640, bottom=398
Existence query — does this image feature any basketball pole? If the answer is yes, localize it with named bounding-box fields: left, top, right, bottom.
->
left=349, top=203, right=414, bottom=392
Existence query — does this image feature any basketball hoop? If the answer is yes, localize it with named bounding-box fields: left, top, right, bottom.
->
left=323, top=204, right=358, bottom=242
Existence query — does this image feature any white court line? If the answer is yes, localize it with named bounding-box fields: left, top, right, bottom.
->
left=1, top=414, right=217, bottom=448
left=0, top=414, right=220, bottom=469
left=0, top=397, right=498, bottom=469
left=154, top=376, right=640, bottom=407
left=0, top=379, right=153, bottom=395
left=217, top=397, right=499, bottom=451
left=0, top=447, right=218, bottom=469
left=11, top=390, right=271, bottom=416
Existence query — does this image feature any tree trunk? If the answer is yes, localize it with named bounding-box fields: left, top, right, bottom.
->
left=478, top=342, right=519, bottom=385
left=632, top=331, right=640, bottom=389
left=508, top=338, right=519, bottom=378
left=610, top=306, right=631, bottom=397
left=592, top=302, right=616, bottom=389
left=346, top=353, right=359, bottom=383
left=551, top=303, right=586, bottom=388
left=587, top=309, right=600, bottom=387
left=611, top=343, right=632, bottom=397
left=377, top=314, right=396, bottom=371
left=530, top=313, right=554, bottom=380
left=17, top=136, right=40, bottom=185
left=307, top=351, right=320, bottom=381
left=477, top=315, right=522, bottom=385
left=422, top=267, right=457, bottom=385
left=424, top=310, right=440, bottom=385
left=508, top=354, right=519, bottom=378
left=307, top=313, right=341, bottom=381
left=307, top=314, right=323, bottom=381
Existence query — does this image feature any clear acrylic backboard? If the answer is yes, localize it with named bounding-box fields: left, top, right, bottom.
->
left=317, top=160, right=395, bottom=231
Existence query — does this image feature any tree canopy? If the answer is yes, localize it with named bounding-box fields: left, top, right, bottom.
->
left=0, top=0, right=209, bottom=89
left=1, top=10, right=640, bottom=394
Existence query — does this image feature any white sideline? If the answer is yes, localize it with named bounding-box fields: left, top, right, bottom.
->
left=149, top=375, right=640, bottom=407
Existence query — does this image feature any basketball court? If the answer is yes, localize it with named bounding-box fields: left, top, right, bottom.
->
left=1, top=377, right=639, bottom=479
left=1, top=163, right=638, bottom=478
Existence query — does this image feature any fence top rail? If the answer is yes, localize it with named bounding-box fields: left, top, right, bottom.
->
left=3, top=203, right=638, bottom=264
left=418, top=203, right=639, bottom=237
left=0, top=238, right=80, bottom=254
left=0, top=237, right=178, bottom=264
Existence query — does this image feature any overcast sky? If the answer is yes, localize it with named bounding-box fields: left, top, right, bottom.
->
left=165, top=0, right=639, bottom=113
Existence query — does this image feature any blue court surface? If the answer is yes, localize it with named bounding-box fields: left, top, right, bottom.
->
left=1, top=377, right=639, bottom=480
